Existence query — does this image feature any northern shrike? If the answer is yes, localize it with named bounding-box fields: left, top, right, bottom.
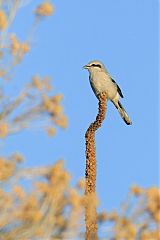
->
left=83, top=60, right=132, bottom=125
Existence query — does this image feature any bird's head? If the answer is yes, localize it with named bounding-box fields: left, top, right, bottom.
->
left=83, top=60, right=105, bottom=73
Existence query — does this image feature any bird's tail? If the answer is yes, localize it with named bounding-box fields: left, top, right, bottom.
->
left=112, top=100, right=132, bottom=125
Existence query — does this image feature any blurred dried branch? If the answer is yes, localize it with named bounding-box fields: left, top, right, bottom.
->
left=0, top=159, right=159, bottom=240
left=98, top=185, right=160, bottom=240
left=0, top=158, right=85, bottom=240
left=0, top=0, right=67, bottom=137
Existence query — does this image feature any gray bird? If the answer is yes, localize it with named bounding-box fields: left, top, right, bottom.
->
left=83, top=60, right=132, bottom=125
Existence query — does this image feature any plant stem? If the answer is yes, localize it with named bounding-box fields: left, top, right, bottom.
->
left=85, top=92, right=107, bottom=240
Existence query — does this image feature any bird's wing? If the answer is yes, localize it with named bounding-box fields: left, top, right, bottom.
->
left=111, top=78, right=124, bottom=98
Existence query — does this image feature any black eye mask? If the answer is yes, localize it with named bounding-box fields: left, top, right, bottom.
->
left=91, top=64, right=102, bottom=68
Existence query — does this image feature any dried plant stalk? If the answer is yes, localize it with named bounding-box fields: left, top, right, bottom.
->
left=85, top=92, right=107, bottom=240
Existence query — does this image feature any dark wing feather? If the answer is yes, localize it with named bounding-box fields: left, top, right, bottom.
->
left=111, top=78, right=124, bottom=98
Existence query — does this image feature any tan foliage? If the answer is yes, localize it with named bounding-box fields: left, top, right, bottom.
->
left=0, top=10, right=7, bottom=30
left=0, top=157, right=16, bottom=180
left=0, top=158, right=85, bottom=239
left=100, top=186, right=160, bottom=239
left=0, top=156, right=159, bottom=239
left=35, top=1, right=54, bottom=17
left=0, top=1, right=67, bottom=136
left=0, top=122, right=8, bottom=137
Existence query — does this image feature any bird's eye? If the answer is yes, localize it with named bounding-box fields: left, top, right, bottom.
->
left=91, top=64, right=102, bottom=68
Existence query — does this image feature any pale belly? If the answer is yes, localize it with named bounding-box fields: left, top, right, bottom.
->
left=89, top=72, right=117, bottom=100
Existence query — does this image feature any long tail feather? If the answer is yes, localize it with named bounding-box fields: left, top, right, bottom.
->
left=112, top=100, right=132, bottom=125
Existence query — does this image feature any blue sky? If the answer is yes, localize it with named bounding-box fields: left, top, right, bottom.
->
left=3, top=0, right=159, bottom=211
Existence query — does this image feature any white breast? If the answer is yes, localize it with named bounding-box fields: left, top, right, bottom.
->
left=89, top=71, right=117, bottom=100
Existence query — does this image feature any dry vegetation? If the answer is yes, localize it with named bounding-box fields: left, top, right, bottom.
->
left=0, top=1, right=159, bottom=239
left=85, top=92, right=107, bottom=240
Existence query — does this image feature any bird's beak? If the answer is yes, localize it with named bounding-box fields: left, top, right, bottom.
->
left=83, top=65, right=89, bottom=69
